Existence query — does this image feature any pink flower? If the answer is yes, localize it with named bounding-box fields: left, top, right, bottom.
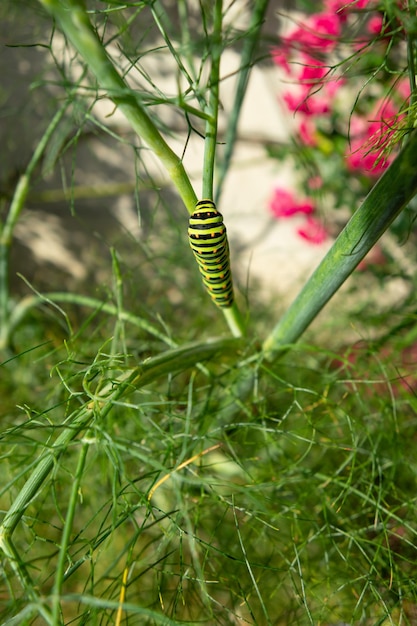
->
left=366, top=14, right=384, bottom=35
left=296, top=216, right=328, bottom=245
left=354, top=0, right=378, bottom=8
left=346, top=97, right=404, bottom=175
left=346, top=135, right=390, bottom=175
left=395, top=77, right=411, bottom=101
left=342, top=0, right=378, bottom=8
left=283, top=89, right=332, bottom=116
left=299, top=118, right=318, bottom=146
left=323, top=0, right=349, bottom=17
left=325, top=75, right=346, bottom=97
left=322, top=0, right=341, bottom=9
left=298, top=55, right=329, bottom=89
left=280, top=53, right=345, bottom=117
left=269, top=188, right=315, bottom=218
left=271, top=46, right=291, bottom=74
left=284, top=12, right=342, bottom=53
left=323, top=0, right=380, bottom=29
left=308, top=175, right=323, bottom=190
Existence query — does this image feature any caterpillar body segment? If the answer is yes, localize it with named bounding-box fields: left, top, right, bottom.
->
left=188, top=200, right=234, bottom=308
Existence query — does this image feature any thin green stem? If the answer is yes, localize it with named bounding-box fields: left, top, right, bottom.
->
left=262, top=130, right=417, bottom=361
left=38, top=0, right=197, bottom=213
left=202, top=0, right=222, bottom=199
left=51, top=442, right=89, bottom=625
left=110, top=248, right=127, bottom=357
left=232, top=500, right=273, bottom=626
left=216, top=0, right=270, bottom=204
left=177, top=0, right=199, bottom=87
left=0, top=104, right=69, bottom=350
left=151, top=0, right=204, bottom=109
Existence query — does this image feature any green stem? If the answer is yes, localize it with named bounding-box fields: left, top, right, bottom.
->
left=51, top=442, right=89, bottom=625
left=222, top=303, right=246, bottom=339
left=202, top=0, right=222, bottom=199
left=216, top=0, right=270, bottom=203
left=0, top=104, right=69, bottom=350
left=38, top=0, right=197, bottom=213
left=262, top=130, right=417, bottom=361
left=121, top=335, right=242, bottom=389
left=110, top=248, right=127, bottom=357
left=177, top=0, right=200, bottom=88
left=151, top=0, right=204, bottom=110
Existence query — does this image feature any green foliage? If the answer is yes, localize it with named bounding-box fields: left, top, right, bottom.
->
left=3, top=322, right=417, bottom=624
left=2, top=1, right=417, bottom=624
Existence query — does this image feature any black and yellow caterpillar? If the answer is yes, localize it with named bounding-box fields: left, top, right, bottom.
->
left=188, top=199, right=234, bottom=308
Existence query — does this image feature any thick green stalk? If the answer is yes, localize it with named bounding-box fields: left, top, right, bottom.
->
left=263, top=130, right=417, bottom=361
left=130, top=335, right=242, bottom=388
left=216, top=0, right=270, bottom=203
left=38, top=0, right=197, bottom=213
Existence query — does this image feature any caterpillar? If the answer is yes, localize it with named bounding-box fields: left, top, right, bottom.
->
left=188, top=199, right=234, bottom=308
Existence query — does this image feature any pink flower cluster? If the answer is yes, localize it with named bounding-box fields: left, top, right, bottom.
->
left=271, top=1, right=378, bottom=118
left=269, top=187, right=328, bottom=245
left=269, top=0, right=410, bottom=246
left=347, top=88, right=409, bottom=175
